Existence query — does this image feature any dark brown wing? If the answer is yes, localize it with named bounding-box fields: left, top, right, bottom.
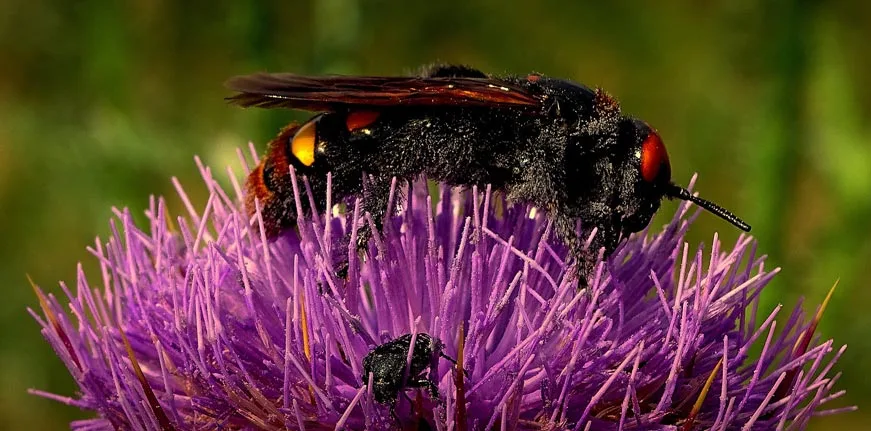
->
left=225, top=73, right=541, bottom=111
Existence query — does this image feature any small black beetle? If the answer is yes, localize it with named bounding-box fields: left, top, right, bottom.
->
left=362, top=333, right=460, bottom=407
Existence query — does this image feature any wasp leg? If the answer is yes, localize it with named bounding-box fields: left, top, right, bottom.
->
left=550, top=211, right=592, bottom=288
left=293, top=171, right=357, bottom=280
left=273, top=168, right=334, bottom=240
left=333, top=175, right=395, bottom=279
left=355, top=175, right=396, bottom=251
left=551, top=205, right=626, bottom=290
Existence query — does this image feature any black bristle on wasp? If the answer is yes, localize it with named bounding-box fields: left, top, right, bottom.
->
left=227, top=64, right=750, bottom=282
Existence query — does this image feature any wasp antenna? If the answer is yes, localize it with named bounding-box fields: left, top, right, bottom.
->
left=667, top=184, right=751, bottom=232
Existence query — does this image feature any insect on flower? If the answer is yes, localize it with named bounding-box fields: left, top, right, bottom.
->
left=226, top=64, right=751, bottom=281
left=29, top=163, right=850, bottom=429
left=362, top=333, right=460, bottom=421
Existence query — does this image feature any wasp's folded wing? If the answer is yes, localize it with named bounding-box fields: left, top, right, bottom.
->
left=225, top=73, right=541, bottom=111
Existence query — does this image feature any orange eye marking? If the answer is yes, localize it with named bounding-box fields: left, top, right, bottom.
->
left=526, top=74, right=541, bottom=83
left=640, top=130, right=670, bottom=183
left=346, top=111, right=380, bottom=132
left=291, top=120, right=318, bottom=166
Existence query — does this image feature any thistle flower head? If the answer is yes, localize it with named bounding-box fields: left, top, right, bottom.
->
left=30, top=148, right=851, bottom=430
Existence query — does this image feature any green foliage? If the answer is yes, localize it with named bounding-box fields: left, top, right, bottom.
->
left=1, top=0, right=868, bottom=428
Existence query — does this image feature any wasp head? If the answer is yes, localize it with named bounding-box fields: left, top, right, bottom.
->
left=609, top=119, right=672, bottom=236
left=616, top=119, right=750, bottom=236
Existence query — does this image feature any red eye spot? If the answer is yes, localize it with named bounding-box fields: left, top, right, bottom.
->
left=641, top=130, right=671, bottom=183
left=526, top=74, right=541, bottom=83
left=346, top=111, right=381, bottom=132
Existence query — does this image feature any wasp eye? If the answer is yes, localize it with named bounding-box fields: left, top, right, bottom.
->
left=640, top=130, right=671, bottom=183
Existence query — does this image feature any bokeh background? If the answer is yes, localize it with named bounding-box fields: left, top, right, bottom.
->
left=1, top=0, right=869, bottom=429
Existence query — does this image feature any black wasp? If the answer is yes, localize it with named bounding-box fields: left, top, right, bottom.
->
left=227, top=64, right=750, bottom=280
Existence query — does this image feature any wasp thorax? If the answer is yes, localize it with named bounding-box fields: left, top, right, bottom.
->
left=640, top=129, right=670, bottom=184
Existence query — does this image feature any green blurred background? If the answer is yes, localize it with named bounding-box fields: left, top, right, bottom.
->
left=1, top=0, right=868, bottom=429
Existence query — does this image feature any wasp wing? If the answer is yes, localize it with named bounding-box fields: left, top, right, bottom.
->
left=225, top=73, right=541, bottom=111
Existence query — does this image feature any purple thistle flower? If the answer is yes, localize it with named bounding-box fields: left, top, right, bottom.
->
left=30, top=147, right=852, bottom=430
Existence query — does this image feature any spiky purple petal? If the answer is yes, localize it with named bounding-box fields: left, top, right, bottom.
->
left=30, top=150, right=851, bottom=430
